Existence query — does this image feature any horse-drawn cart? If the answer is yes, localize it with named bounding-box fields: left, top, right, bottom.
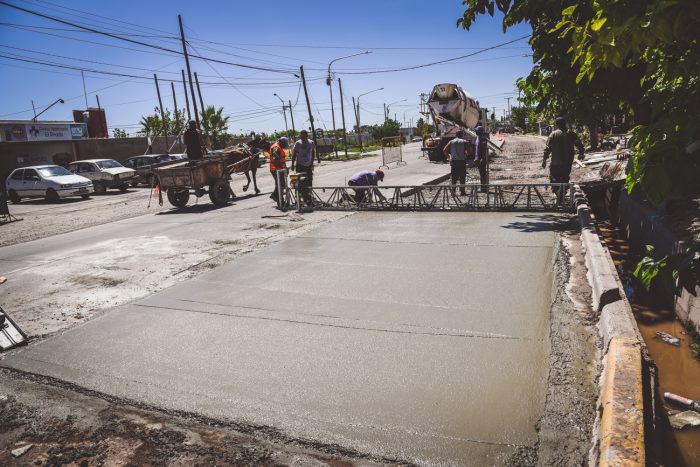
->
left=154, top=156, right=232, bottom=207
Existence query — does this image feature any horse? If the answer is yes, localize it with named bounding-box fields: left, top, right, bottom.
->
left=221, top=143, right=262, bottom=194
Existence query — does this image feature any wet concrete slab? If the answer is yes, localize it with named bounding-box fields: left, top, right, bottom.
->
left=2, top=212, right=559, bottom=465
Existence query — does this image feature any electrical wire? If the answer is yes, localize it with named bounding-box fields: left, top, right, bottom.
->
left=0, top=1, right=299, bottom=74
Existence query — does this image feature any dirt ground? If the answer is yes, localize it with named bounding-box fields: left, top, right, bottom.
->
left=0, top=370, right=395, bottom=467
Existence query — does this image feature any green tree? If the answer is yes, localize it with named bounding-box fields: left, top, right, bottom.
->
left=112, top=128, right=128, bottom=138
left=371, top=119, right=400, bottom=140
left=138, top=107, right=186, bottom=137
left=416, top=117, right=435, bottom=137
left=200, top=105, right=231, bottom=149
left=458, top=0, right=700, bottom=291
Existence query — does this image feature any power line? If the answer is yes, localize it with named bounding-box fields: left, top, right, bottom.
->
left=334, top=36, right=530, bottom=75
left=0, top=1, right=298, bottom=74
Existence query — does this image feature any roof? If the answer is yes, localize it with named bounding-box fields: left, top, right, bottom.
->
left=11, top=165, right=58, bottom=170
left=68, top=159, right=115, bottom=163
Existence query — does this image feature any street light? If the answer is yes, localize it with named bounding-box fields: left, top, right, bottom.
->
left=385, top=99, right=407, bottom=121
left=355, top=87, right=383, bottom=152
left=32, top=98, right=64, bottom=122
left=327, top=51, right=370, bottom=157
left=273, top=93, right=289, bottom=139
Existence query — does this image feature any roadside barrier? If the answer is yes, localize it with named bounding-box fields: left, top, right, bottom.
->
left=380, top=137, right=407, bottom=169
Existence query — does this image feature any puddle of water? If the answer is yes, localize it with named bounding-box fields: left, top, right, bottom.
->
left=598, top=221, right=700, bottom=467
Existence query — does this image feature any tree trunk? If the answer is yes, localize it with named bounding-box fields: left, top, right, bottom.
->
left=588, top=124, right=599, bottom=150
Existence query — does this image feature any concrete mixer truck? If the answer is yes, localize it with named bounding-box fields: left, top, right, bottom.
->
left=421, top=83, right=499, bottom=162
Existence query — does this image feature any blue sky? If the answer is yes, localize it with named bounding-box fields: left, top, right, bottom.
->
left=0, top=0, right=533, bottom=135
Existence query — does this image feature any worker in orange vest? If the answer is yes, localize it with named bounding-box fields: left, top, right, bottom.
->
left=269, top=136, right=290, bottom=201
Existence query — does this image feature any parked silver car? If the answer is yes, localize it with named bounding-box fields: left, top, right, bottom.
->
left=67, top=159, right=136, bottom=194
left=5, top=165, right=93, bottom=203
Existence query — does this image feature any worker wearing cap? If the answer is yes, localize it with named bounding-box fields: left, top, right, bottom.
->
left=347, top=169, right=386, bottom=204
left=269, top=136, right=290, bottom=202
left=291, top=130, right=316, bottom=186
left=542, top=117, right=585, bottom=203
left=183, top=120, right=205, bottom=161
left=474, top=126, right=490, bottom=192
left=442, top=130, right=468, bottom=195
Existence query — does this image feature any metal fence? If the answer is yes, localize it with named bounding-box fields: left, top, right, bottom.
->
left=380, top=137, right=407, bottom=168
left=281, top=183, right=576, bottom=212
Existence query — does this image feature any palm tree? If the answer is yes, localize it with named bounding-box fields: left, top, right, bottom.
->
left=139, top=114, right=162, bottom=137
left=200, top=105, right=230, bottom=149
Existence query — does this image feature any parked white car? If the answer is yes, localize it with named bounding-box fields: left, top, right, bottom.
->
left=5, top=165, right=94, bottom=203
left=67, top=159, right=136, bottom=194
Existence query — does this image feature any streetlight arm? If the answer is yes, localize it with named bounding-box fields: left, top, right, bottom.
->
left=33, top=98, right=64, bottom=122
left=327, top=50, right=370, bottom=83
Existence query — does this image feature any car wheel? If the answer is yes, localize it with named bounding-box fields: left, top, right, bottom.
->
left=119, top=184, right=128, bottom=192
left=93, top=182, right=106, bottom=195
left=167, top=189, right=190, bottom=207
left=209, top=179, right=231, bottom=206
left=45, top=188, right=60, bottom=203
left=81, top=194, right=90, bottom=200
left=8, top=189, right=20, bottom=204
left=131, top=180, right=140, bottom=187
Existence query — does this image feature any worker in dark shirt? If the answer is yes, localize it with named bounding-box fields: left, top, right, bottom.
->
left=474, top=126, right=489, bottom=193
left=183, top=120, right=205, bottom=161
left=542, top=117, right=585, bottom=203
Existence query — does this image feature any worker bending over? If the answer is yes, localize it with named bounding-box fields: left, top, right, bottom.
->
left=347, top=169, right=386, bottom=204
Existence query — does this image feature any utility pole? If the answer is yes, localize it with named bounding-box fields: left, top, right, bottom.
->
left=338, top=78, right=348, bottom=158
left=81, top=70, right=88, bottom=108
left=288, top=100, right=296, bottom=141
left=505, top=97, right=511, bottom=119
left=194, top=70, right=209, bottom=144
left=178, top=15, right=199, bottom=129
left=170, top=81, right=180, bottom=139
left=181, top=69, right=191, bottom=121
left=327, top=75, right=337, bottom=158
left=194, top=71, right=206, bottom=117
left=154, top=74, right=169, bottom=151
left=273, top=93, right=289, bottom=139
left=96, top=94, right=107, bottom=138
left=384, top=103, right=387, bottom=121
left=31, top=100, right=36, bottom=120
left=299, top=66, right=318, bottom=162
left=353, top=96, right=362, bottom=152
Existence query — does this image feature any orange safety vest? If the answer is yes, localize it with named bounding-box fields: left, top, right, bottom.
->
left=269, top=143, right=286, bottom=171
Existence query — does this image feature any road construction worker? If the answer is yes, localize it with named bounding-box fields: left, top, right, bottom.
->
left=541, top=117, right=585, bottom=203
left=183, top=120, right=205, bottom=161
left=291, top=130, right=316, bottom=186
left=474, top=126, right=489, bottom=192
left=269, top=136, right=289, bottom=202
left=442, top=130, right=468, bottom=195
left=347, top=169, right=386, bottom=204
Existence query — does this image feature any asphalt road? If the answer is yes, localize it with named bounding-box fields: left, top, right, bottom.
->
left=2, top=211, right=557, bottom=465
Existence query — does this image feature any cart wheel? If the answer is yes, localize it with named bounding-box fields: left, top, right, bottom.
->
left=209, top=179, right=231, bottom=206
left=167, top=188, right=190, bottom=207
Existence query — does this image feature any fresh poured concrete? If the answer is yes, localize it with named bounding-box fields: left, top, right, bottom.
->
left=2, top=212, right=558, bottom=465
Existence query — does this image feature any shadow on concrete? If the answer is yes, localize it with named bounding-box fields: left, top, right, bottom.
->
left=156, top=203, right=230, bottom=215
left=14, top=197, right=90, bottom=206
left=501, top=213, right=577, bottom=234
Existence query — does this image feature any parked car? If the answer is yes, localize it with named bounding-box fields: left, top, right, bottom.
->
left=122, top=154, right=180, bottom=186
left=412, top=136, right=423, bottom=142
left=5, top=165, right=93, bottom=203
left=67, top=159, right=136, bottom=194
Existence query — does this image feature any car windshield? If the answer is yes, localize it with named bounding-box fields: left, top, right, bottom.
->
left=154, top=155, right=172, bottom=163
left=95, top=160, right=122, bottom=169
left=38, top=166, right=72, bottom=177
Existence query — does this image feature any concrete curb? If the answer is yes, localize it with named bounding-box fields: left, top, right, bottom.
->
left=577, top=202, right=621, bottom=311
left=574, top=185, right=648, bottom=466
left=598, top=337, right=646, bottom=466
